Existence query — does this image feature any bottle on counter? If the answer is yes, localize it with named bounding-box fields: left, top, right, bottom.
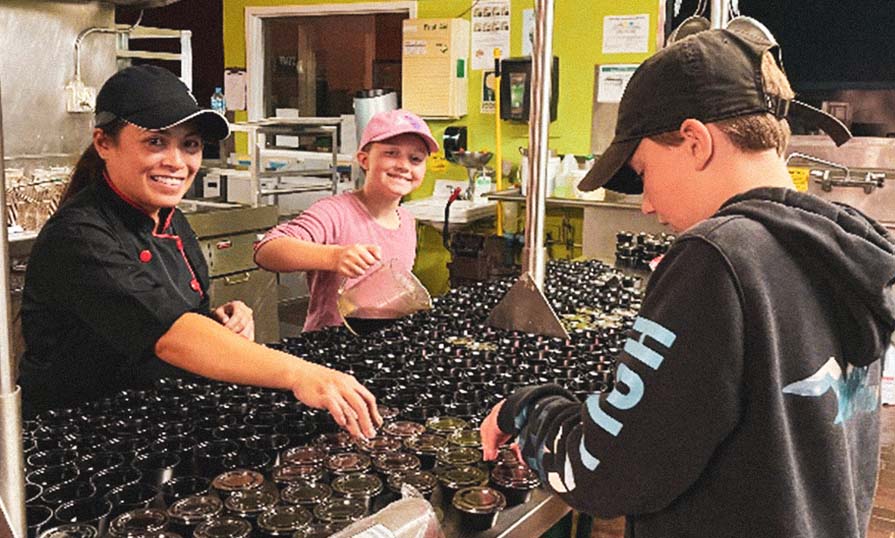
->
left=210, top=87, right=226, bottom=115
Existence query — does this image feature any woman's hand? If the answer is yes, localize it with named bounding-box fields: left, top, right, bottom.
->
left=334, top=244, right=382, bottom=278
left=291, top=360, right=383, bottom=440
left=481, top=400, right=517, bottom=461
left=213, top=300, right=255, bottom=341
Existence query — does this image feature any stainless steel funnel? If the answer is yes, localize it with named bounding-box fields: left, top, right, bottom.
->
left=487, top=0, right=568, bottom=340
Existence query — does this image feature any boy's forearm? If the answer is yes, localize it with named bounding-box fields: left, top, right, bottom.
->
left=254, top=237, right=338, bottom=273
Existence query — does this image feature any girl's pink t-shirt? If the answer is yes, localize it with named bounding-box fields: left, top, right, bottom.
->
left=255, top=192, right=417, bottom=332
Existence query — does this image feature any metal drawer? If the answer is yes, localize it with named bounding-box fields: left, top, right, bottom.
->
left=208, top=269, right=279, bottom=344
left=199, top=232, right=262, bottom=277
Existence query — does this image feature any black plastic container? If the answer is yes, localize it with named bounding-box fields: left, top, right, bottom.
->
left=161, top=476, right=210, bottom=505
left=37, top=523, right=99, bottom=538
left=281, top=480, right=332, bottom=507
left=330, top=473, right=383, bottom=511
left=323, top=453, right=371, bottom=477
left=193, top=516, right=253, bottom=538
left=131, top=452, right=180, bottom=488
left=292, top=522, right=343, bottom=538
left=381, top=421, right=425, bottom=439
left=25, top=483, right=43, bottom=504
left=386, top=470, right=437, bottom=500
left=166, top=494, right=223, bottom=537
left=27, top=464, right=79, bottom=489
left=425, top=416, right=468, bottom=437
left=403, top=434, right=447, bottom=470
left=435, top=465, right=488, bottom=503
left=447, top=429, right=482, bottom=449
left=40, top=481, right=95, bottom=508
left=271, top=463, right=324, bottom=486
left=223, top=488, right=279, bottom=520
left=354, top=435, right=402, bottom=456
left=435, top=446, right=481, bottom=468
left=312, top=498, right=366, bottom=526
left=312, top=432, right=353, bottom=454
left=53, top=497, right=113, bottom=537
left=103, top=482, right=161, bottom=518
left=451, top=486, right=506, bottom=531
left=490, top=463, right=540, bottom=506
left=371, top=452, right=420, bottom=479
left=26, top=504, right=53, bottom=538
left=256, top=505, right=314, bottom=537
left=281, top=446, right=325, bottom=467
left=107, top=508, right=169, bottom=538
left=210, top=469, right=266, bottom=498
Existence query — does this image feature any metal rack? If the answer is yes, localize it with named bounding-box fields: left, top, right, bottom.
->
left=225, top=118, right=341, bottom=208
left=115, top=24, right=192, bottom=89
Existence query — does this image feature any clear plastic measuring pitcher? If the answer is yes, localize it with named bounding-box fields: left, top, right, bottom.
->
left=337, top=259, right=432, bottom=336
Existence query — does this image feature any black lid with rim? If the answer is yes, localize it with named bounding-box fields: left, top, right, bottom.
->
left=354, top=435, right=402, bottom=455
left=386, top=470, right=437, bottom=495
left=223, top=488, right=279, bottom=518
left=38, top=524, right=99, bottom=538
left=109, top=508, right=169, bottom=537
left=312, top=498, right=366, bottom=524
left=271, top=463, right=324, bottom=485
left=281, top=446, right=325, bottom=466
left=382, top=421, right=425, bottom=439
left=452, top=486, right=507, bottom=515
left=372, top=452, right=420, bottom=475
left=312, top=432, right=353, bottom=453
left=281, top=480, right=332, bottom=506
left=256, top=506, right=313, bottom=536
left=166, top=494, right=224, bottom=525
left=448, top=429, right=482, bottom=448
left=435, top=465, right=488, bottom=489
left=403, top=433, right=447, bottom=455
left=193, top=517, right=252, bottom=538
left=331, top=473, right=383, bottom=498
left=211, top=470, right=265, bottom=494
left=435, top=446, right=481, bottom=467
left=490, top=463, right=541, bottom=490
left=323, top=453, right=371, bottom=474
left=425, top=416, right=468, bottom=436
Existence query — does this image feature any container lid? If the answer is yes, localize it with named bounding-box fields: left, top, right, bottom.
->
left=281, top=481, right=332, bottom=506
left=223, top=489, right=279, bottom=517
left=312, top=432, right=353, bottom=453
left=281, top=446, right=325, bottom=466
left=292, top=522, right=341, bottom=538
left=377, top=406, right=400, bottom=422
left=271, top=463, right=323, bottom=484
left=211, top=470, right=265, bottom=493
left=386, top=470, right=437, bottom=495
left=354, top=435, right=402, bottom=454
left=425, top=416, right=468, bottom=435
left=109, top=508, right=168, bottom=537
left=448, top=429, right=482, bottom=448
left=38, top=524, right=99, bottom=538
left=381, top=421, right=425, bottom=439
left=323, top=452, right=371, bottom=474
left=435, top=466, right=488, bottom=489
left=372, top=452, right=420, bottom=474
left=490, top=463, right=541, bottom=489
left=435, top=446, right=481, bottom=467
left=452, top=486, right=507, bottom=515
left=257, top=506, right=313, bottom=535
left=166, top=494, right=224, bottom=524
left=312, top=498, right=366, bottom=524
left=403, top=433, right=447, bottom=455
left=331, top=473, right=383, bottom=498
left=193, top=517, right=252, bottom=538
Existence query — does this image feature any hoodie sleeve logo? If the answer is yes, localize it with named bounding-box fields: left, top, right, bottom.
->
left=783, top=356, right=879, bottom=424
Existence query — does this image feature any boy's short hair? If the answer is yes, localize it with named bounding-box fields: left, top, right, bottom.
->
left=650, top=52, right=794, bottom=155
left=579, top=29, right=851, bottom=194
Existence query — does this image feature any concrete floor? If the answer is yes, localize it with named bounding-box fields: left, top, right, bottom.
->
left=590, top=405, right=895, bottom=538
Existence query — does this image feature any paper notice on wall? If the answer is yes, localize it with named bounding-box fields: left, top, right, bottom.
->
left=602, top=14, right=650, bottom=54
left=471, top=0, right=511, bottom=70
left=522, top=8, right=534, bottom=56
left=481, top=70, right=496, bottom=113
left=596, top=64, right=639, bottom=103
left=224, top=68, right=247, bottom=111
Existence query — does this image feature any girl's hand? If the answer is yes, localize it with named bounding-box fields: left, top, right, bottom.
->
left=213, top=300, right=255, bottom=341
left=334, top=244, right=382, bottom=278
left=290, top=360, right=383, bottom=440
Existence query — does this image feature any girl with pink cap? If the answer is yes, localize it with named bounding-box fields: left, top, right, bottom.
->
left=254, top=109, right=438, bottom=332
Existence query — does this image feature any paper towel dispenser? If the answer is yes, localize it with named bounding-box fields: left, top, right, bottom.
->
left=499, top=56, right=559, bottom=122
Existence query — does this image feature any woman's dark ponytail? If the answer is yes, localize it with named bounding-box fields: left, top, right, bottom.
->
left=61, top=119, right=125, bottom=205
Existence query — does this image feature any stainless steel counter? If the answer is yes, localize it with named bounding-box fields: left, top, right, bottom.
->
left=443, top=487, right=570, bottom=538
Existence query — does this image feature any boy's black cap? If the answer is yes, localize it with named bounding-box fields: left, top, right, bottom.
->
left=580, top=29, right=851, bottom=194
left=94, top=65, right=230, bottom=142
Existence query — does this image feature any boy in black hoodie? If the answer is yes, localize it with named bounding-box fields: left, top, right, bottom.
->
left=481, top=28, right=895, bottom=538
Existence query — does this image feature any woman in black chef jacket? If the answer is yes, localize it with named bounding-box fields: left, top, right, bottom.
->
left=17, top=65, right=380, bottom=439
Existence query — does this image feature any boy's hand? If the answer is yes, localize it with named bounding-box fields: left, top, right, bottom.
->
left=213, top=300, right=255, bottom=341
left=334, top=244, right=382, bottom=278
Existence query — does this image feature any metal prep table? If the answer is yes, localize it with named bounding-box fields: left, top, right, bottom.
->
left=440, top=487, right=571, bottom=538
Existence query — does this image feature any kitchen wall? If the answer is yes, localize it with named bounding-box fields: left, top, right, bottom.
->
left=0, top=2, right=116, bottom=161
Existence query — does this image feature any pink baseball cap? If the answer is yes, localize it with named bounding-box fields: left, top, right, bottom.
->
left=358, top=109, right=439, bottom=154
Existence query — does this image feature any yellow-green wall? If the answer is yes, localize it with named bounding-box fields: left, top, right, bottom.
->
left=223, top=0, right=660, bottom=294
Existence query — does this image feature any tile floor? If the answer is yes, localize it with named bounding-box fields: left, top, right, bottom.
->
left=589, top=405, right=895, bottom=538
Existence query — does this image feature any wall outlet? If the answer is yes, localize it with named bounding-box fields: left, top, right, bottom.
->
left=65, top=79, right=96, bottom=113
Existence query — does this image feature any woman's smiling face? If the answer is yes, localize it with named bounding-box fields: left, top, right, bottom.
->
left=96, top=122, right=203, bottom=219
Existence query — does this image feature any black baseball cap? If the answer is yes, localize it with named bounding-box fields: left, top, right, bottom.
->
left=579, top=29, right=851, bottom=194
left=94, top=65, right=230, bottom=142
